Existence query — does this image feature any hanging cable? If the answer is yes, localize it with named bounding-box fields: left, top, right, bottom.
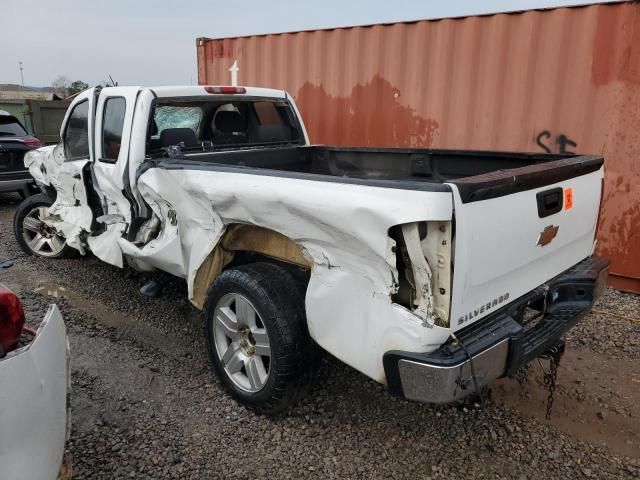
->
left=450, top=332, right=485, bottom=408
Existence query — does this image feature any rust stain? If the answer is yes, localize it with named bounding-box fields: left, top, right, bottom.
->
left=591, top=4, right=624, bottom=85
left=296, top=75, right=439, bottom=147
left=208, top=39, right=237, bottom=59
left=599, top=200, right=640, bottom=274
left=622, top=4, right=640, bottom=84
left=592, top=3, right=640, bottom=86
left=198, top=2, right=640, bottom=291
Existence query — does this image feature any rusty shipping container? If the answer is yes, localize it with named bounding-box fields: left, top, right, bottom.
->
left=197, top=1, right=640, bottom=292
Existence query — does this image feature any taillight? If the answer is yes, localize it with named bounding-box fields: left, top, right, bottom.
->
left=204, top=86, right=246, bottom=94
left=23, top=137, right=43, bottom=148
left=594, top=178, right=605, bottom=243
left=0, top=285, right=25, bottom=356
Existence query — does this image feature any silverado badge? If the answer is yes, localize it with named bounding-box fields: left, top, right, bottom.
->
left=537, top=225, right=559, bottom=247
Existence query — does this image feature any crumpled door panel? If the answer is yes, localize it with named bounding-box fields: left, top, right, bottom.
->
left=24, top=145, right=93, bottom=254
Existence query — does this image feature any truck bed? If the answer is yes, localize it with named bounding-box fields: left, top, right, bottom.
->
left=154, top=145, right=602, bottom=201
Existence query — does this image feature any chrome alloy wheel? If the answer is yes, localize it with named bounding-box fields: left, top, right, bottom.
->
left=213, top=293, right=271, bottom=393
left=21, top=206, right=66, bottom=257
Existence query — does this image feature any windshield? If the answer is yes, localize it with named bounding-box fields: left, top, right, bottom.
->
left=0, top=116, right=28, bottom=136
left=147, top=98, right=303, bottom=155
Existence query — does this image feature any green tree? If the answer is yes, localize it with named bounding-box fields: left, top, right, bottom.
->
left=67, top=80, right=89, bottom=96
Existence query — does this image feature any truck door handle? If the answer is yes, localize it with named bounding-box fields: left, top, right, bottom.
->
left=536, top=187, right=564, bottom=218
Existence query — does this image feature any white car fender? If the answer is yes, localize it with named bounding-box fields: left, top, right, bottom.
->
left=0, top=305, right=69, bottom=480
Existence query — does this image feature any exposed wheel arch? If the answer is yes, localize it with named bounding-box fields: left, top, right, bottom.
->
left=192, top=224, right=312, bottom=309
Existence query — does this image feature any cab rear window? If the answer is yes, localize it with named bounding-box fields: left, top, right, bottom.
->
left=147, top=99, right=302, bottom=154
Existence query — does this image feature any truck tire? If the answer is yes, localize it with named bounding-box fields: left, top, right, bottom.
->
left=204, top=262, right=318, bottom=415
left=13, top=193, right=75, bottom=258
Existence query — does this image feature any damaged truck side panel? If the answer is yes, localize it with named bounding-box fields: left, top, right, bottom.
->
left=19, top=85, right=608, bottom=412
left=133, top=164, right=455, bottom=381
left=24, top=144, right=93, bottom=254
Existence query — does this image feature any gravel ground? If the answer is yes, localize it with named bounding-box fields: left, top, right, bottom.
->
left=0, top=193, right=638, bottom=479
left=566, top=288, right=640, bottom=359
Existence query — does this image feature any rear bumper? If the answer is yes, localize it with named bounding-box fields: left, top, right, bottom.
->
left=383, top=255, right=609, bottom=404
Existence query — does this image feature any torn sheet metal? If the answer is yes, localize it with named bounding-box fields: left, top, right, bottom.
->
left=401, top=222, right=435, bottom=326
left=117, top=169, right=224, bottom=278
left=0, top=305, right=68, bottom=480
left=24, top=145, right=93, bottom=254
left=131, top=163, right=454, bottom=382
left=86, top=225, right=127, bottom=267
left=24, top=143, right=123, bottom=266
left=421, top=221, right=452, bottom=323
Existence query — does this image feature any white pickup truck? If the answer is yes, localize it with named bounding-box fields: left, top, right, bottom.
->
left=14, top=85, right=609, bottom=414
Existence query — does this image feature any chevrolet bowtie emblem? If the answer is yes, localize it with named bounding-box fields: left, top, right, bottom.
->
left=537, top=225, right=559, bottom=247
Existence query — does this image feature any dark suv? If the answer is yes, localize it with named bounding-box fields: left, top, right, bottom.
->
left=0, top=110, right=42, bottom=196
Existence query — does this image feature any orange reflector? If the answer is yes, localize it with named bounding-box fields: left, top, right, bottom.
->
left=564, top=188, right=574, bottom=210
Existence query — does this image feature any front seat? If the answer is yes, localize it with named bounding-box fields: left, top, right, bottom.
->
left=159, top=128, right=198, bottom=148
left=213, top=111, right=248, bottom=145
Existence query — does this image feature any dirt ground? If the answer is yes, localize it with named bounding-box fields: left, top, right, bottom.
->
left=0, top=193, right=638, bottom=479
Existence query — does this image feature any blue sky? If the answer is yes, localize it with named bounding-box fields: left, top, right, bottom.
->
left=1, top=0, right=619, bottom=87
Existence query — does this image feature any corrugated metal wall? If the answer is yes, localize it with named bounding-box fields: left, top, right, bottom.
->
left=0, top=99, right=69, bottom=144
left=197, top=2, right=640, bottom=292
left=0, top=100, right=33, bottom=132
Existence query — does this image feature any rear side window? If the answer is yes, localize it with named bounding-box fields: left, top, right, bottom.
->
left=102, top=97, right=126, bottom=161
left=0, top=116, right=28, bottom=136
left=63, top=101, right=89, bottom=159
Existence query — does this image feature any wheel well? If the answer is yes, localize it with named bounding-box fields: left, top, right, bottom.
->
left=227, top=251, right=311, bottom=286
left=192, top=224, right=312, bottom=309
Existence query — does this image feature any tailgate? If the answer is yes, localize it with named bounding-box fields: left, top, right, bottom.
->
left=446, top=155, right=604, bottom=330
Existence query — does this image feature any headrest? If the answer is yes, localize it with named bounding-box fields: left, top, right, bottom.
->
left=215, top=111, right=246, bottom=133
left=159, top=128, right=198, bottom=147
